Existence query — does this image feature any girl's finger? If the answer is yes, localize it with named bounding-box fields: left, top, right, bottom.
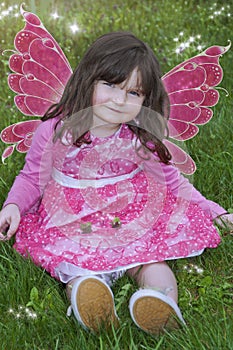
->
left=0, top=233, right=7, bottom=241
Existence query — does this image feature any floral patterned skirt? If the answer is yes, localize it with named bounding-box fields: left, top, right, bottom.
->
left=14, top=170, right=221, bottom=281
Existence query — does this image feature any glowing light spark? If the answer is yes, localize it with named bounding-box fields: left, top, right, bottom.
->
left=51, top=12, right=59, bottom=19
left=70, top=23, right=80, bottom=34
left=2, top=10, right=9, bottom=16
left=70, top=23, right=80, bottom=33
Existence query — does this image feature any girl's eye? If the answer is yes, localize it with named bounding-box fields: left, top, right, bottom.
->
left=103, top=82, right=115, bottom=88
left=128, top=90, right=141, bottom=97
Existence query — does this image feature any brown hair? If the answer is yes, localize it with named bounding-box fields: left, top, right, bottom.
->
left=42, top=31, right=171, bottom=163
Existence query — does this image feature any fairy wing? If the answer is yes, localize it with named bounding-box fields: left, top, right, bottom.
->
left=162, top=43, right=230, bottom=174
left=1, top=6, right=230, bottom=172
left=1, top=120, right=42, bottom=162
left=1, top=4, right=73, bottom=162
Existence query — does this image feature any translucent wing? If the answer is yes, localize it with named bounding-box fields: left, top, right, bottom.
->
left=1, top=4, right=73, bottom=161
left=162, top=43, right=230, bottom=174
left=1, top=120, right=41, bottom=163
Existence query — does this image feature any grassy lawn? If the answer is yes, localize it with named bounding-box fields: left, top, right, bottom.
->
left=0, top=0, right=232, bottom=349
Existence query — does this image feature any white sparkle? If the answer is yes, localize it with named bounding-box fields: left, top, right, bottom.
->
left=51, top=12, right=59, bottom=19
left=70, top=23, right=80, bottom=34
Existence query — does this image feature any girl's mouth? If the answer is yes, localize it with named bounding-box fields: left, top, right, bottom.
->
left=107, top=106, right=122, bottom=113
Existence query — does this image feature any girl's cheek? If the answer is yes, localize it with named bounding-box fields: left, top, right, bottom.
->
left=93, top=91, right=109, bottom=105
left=92, top=85, right=106, bottom=105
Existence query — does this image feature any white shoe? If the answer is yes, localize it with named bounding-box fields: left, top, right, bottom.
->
left=129, top=289, right=185, bottom=334
left=70, top=276, right=119, bottom=332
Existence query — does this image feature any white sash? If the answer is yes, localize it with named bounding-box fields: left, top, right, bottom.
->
left=52, top=166, right=141, bottom=189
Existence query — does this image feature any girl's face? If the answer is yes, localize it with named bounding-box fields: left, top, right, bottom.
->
left=91, top=68, right=145, bottom=136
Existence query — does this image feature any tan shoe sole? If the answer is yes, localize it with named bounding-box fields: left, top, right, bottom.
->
left=132, top=295, right=180, bottom=334
left=75, top=277, right=119, bottom=332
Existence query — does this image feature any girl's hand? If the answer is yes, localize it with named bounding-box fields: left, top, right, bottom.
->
left=0, top=204, right=21, bottom=241
left=215, top=213, right=233, bottom=230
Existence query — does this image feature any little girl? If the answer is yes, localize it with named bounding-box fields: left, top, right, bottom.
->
left=0, top=32, right=232, bottom=335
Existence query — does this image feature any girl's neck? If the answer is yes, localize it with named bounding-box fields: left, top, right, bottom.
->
left=90, top=123, right=121, bottom=138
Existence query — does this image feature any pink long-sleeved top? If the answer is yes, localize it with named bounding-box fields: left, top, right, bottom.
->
left=4, top=118, right=226, bottom=219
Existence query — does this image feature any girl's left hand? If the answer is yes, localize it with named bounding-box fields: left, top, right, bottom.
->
left=215, top=213, right=233, bottom=230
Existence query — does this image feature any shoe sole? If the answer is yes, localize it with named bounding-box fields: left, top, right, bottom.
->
left=132, top=296, right=179, bottom=334
left=73, top=277, right=119, bottom=332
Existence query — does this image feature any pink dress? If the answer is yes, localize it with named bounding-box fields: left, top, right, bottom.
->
left=5, top=119, right=224, bottom=282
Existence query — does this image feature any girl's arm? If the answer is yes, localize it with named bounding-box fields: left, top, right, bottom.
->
left=143, top=157, right=227, bottom=220
left=2, top=118, right=57, bottom=215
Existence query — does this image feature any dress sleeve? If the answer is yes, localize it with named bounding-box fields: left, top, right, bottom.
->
left=143, top=156, right=227, bottom=220
left=3, top=118, right=57, bottom=215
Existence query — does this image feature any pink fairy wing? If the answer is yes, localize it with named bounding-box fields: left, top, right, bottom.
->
left=1, top=120, right=41, bottom=143
left=1, top=5, right=73, bottom=161
left=11, top=5, right=70, bottom=67
left=163, top=139, right=196, bottom=175
left=7, top=4, right=73, bottom=117
left=167, top=119, right=199, bottom=140
left=163, top=44, right=230, bottom=80
left=162, top=43, right=230, bottom=174
left=163, top=43, right=230, bottom=140
left=1, top=120, right=41, bottom=161
left=1, top=145, right=15, bottom=163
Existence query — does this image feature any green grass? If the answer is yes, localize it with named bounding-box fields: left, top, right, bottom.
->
left=0, top=0, right=233, bottom=349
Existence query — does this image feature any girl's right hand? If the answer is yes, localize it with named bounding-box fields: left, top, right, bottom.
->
left=0, top=204, right=21, bottom=241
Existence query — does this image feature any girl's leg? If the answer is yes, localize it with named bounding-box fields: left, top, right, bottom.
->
left=127, top=262, right=184, bottom=334
left=66, top=278, right=77, bottom=301
left=127, top=262, right=178, bottom=302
